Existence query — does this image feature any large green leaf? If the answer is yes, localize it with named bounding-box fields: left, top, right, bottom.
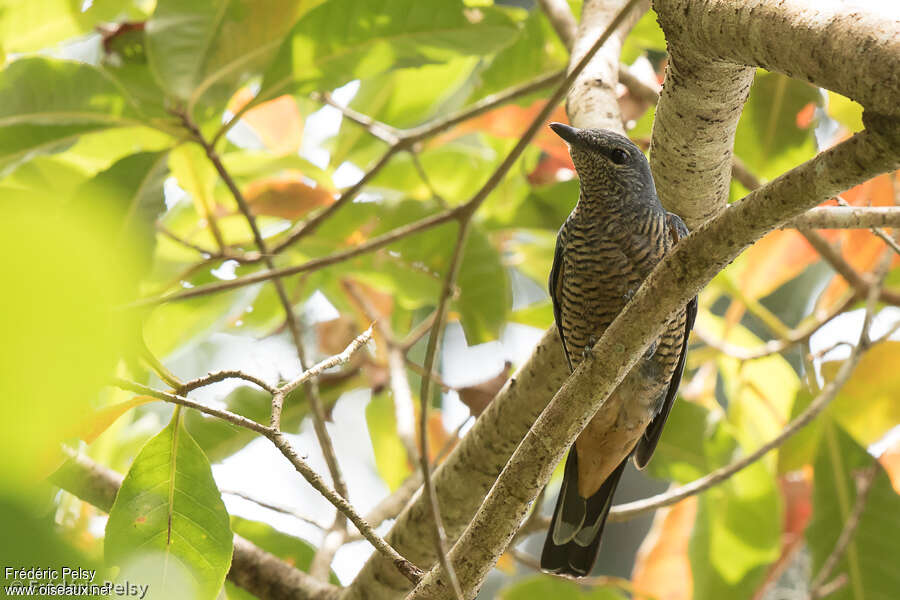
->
left=823, top=342, right=900, bottom=448
left=701, top=310, right=800, bottom=452
left=366, top=390, right=413, bottom=491
left=0, top=0, right=147, bottom=53
left=0, top=57, right=144, bottom=174
left=145, top=0, right=307, bottom=107
left=457, top=227, right=509, bottom=344
left=499, top=575, right=627, bottom=599
left=734, top=70, right=821, bottom=180
left=469, top=5, right=566, bottom=101
left=646, top=399, right=781, bottom=600
left=807, top=422, right=900, bottom=600
left=330, top=57, right=477, bottom=167
left=260, top=0, right=518, bottom=100
left=105, top=413, right=233, bottom=600
left=70, top=151, right=170, bottom=276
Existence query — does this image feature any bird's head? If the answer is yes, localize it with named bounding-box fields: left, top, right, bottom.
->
left=549, top=122, right=659, bottom=209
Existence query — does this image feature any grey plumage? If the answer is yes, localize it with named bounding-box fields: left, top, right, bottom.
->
left=540, top=123, right=696, bottom=577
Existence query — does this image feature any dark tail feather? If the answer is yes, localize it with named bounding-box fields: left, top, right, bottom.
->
left=540, top=452, right=628, bottom=576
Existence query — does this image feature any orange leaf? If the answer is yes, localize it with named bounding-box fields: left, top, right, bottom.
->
left=228, top=88, right=304, bottom=154
left=445, top=100, right=572, bottom=162
left=632, top=497, right=696, bottom=600
left=818, top=172, right=899, bottom=308
left=244, top=173, right=334, bottom=219
left=740, top=229, right=819, bottom=299
left=75, top=396, right=157, bottom=444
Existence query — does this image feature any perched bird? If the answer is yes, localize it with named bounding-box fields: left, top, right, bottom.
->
left=540, top=123, right=697, bottom=577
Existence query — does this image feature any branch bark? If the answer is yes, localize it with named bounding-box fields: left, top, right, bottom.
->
left=566, top=0, right=648, bottom=132
left=407, top=118, right=900, bottom=599
left=650, top=0, right=900, bottom=227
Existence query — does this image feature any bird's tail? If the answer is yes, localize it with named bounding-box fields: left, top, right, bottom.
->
left=540, top=451, right=627, bottom=577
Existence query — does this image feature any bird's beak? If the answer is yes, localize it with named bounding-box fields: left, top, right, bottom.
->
left=549, top=122, right=580, bottom=146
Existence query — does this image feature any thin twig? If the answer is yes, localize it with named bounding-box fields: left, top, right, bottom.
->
left=156, top=224, right=220, bottom=257
left=221, top=489, right=330, bottom=530
left=178, top=369, right=277, bottom=395
left=314, top=91, right=400, bottom=145
left=177, top=110, right=351, bottom=515
left=417, top=223, right=470, bottom=600
left=808, top=463, right=879, bottom=600
left=693, top=292, right=854, bottom=361
left=110, top=378, right=424, bottom=584
left=800, top=229, right=900, bottom=305
left=269, top=432, right=424, bottom=584
left=135, top=208, right=462, bottom=306
left=268, top=70, right=564, bottom=256
left=275, top=325, right=374, bottom=407
left=113, top=378, right=271, bottom=435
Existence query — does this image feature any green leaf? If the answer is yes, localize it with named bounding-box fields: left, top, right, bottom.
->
left=70, top=151, right=170, bottom=277
left=499, top=574, right=627, bottom=599
left=145, top=0, right=307, bottom=106
left=457, top=227, right=509, bottom=344
left=105, top=413, right=233, bottom=600
left=778, top=389, right=823, bottom=473
left=230, top=516, right=340, bottom=584
left=0, top=57, right=143, bottom=174
left=826, top=91, right=864, bottom=133
left=734, top=70, right=821, bottom=180
left=621, top=8, right=667, bottom=63
left=645, top=399, right=781, bottom=599
left=1, top=200, right=133, bottom=486
left=823, top=342, right=900, bottom=448
left=330, top=57, right=477, bottom=167
left=807, top=422, right=900, bottom=600
left=0, top=0, right=148, bottom=53
left=469, top=6, right=566, bottom=101
left=260, top=0, right=518, bottom=100
left=367, top=391, right=413, bottom=490
left=701, top=310, right=800, bottom=451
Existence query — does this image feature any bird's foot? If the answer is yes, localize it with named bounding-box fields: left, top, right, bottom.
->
left=643, top=339, right=658, bottom=359
left=623, top=288, right=636, bottom=301
left=582, top=335, right=597, bottom=361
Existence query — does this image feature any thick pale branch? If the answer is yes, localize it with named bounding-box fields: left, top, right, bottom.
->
left=787, top=206, right=900, bottom=229
left=52, top=449, right=340, bottom=600
left=566, top=0, right=648, bottom=132
left=408, top=119, right=900, bottom=599
left=651, top=0, right=900, bottom=226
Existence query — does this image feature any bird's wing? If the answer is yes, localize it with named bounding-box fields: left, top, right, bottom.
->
left=634, top=213, right=697, bottom=468
left=549, top=221, right=574, bottom=372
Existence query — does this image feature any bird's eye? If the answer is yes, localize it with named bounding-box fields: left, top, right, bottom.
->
left=609, top=148, right=629, bottom=165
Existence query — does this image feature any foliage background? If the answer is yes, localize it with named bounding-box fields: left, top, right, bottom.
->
left=0, top=1, right=898, bottom=599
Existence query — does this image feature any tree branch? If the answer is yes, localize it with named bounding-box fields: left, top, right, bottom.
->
left=538, top=0, right=578, bottom=51
left=786, top=206, right=900, bottom=229
left=407, top=116, right=900, bottom=599
left=651, top=0, right=899, bottom=227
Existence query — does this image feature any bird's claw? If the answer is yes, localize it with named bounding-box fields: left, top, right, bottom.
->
left=623, top=288, right=635, bottom=301
left=644, top=340, right=658, bottom=359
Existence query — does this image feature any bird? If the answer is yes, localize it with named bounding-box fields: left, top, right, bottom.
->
left=540, top=122, right=697, bottom=577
